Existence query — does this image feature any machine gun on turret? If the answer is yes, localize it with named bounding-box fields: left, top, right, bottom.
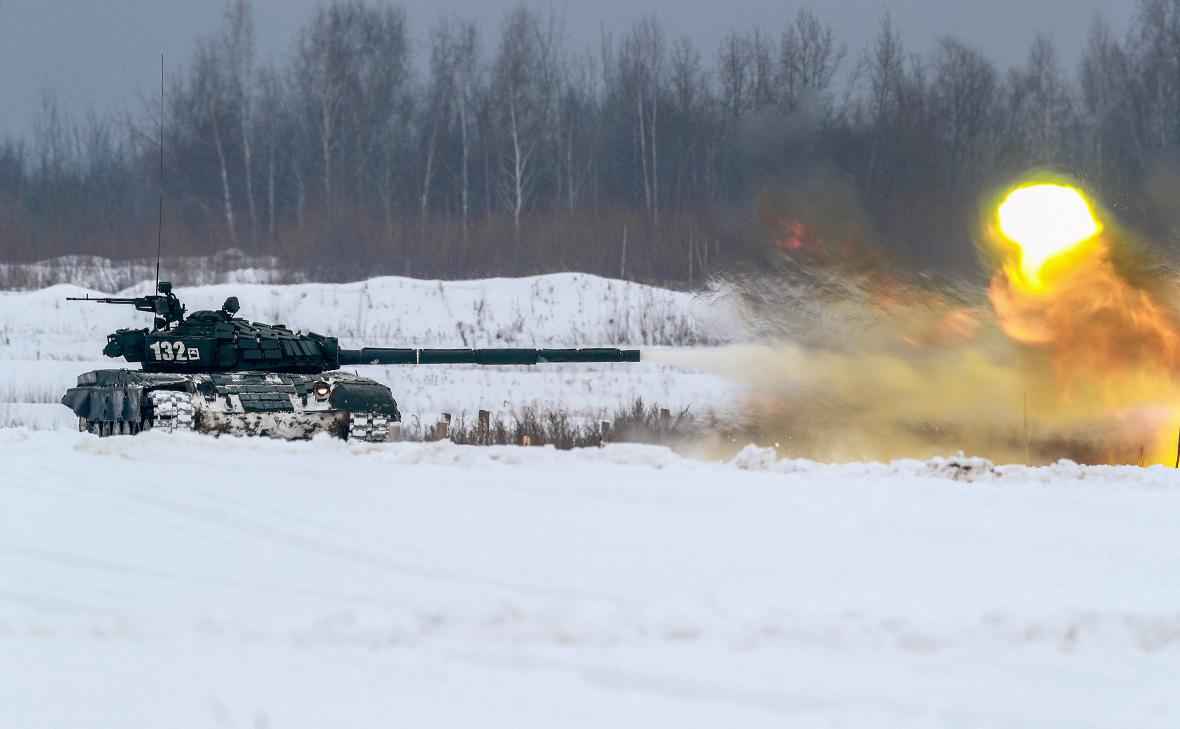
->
left=67, top=281, right=186, bottom=330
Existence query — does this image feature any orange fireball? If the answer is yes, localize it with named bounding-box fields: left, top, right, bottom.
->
left=987, top=177, right=1180, bottom=463
left=995, top=183, right=1102, bottom=292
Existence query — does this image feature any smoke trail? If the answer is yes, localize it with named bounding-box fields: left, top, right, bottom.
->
left=665, top=178, right=1180, bottom=465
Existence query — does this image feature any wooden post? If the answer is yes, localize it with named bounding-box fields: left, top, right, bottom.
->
left=1023, top=392, right=1030, bottom=465
left=659, top=408, right=671, bottom=438
left=438, top=413, right=451, bottom=441
left=478, top=409, right=490, bottom=446
left=620, top=224, right=628, bottom=279
left=599, top=421, right=611, bottom=447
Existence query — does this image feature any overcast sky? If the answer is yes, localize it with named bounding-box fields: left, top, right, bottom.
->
left=0, top=0, right=1138, bottom=139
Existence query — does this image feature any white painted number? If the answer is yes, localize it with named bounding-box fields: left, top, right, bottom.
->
left=149, top=341, right=199, bottom=363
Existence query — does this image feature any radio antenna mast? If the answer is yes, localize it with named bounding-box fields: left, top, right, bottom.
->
left=155, top=54, right=164, bottom=294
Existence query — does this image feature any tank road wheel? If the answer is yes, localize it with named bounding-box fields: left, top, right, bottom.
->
left=149, top=390, right=196, bottom=433
left=348, top=413, right=391, bottom=443
left=81, top=419, right=143, bottom=437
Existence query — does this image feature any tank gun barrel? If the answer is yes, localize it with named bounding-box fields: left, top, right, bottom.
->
left=337, top=347, right=640, bottom=366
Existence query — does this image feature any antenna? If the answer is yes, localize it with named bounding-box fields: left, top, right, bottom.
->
left=155, top=54, right=164, bottom=294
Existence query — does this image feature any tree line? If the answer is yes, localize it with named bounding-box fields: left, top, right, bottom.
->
left=1, top=0, right=1179, bottom=285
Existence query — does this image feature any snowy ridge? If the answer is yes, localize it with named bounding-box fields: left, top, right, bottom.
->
left=67, top=428, right=1179, bottom=487
left=0, top=273, right=740, bottom=430
left=0, top=272, right=732, bottom=354
left=729, top=444, right=1180, bottom=486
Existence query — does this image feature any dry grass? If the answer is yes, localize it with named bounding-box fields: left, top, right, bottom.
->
left=407, top=399, right=706, bottom=450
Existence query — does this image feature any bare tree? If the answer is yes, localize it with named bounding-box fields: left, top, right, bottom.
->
left=1080, top=15, right=1134, bottom=182
left=778, top=9, right=843, bottom=114
left=668, top=35, right=710, bottom=205
left=1129, top=0, right=1180, bottom=154
left=353, top=9, right=411, bottom=254
left=861, top=14, right=906, bottom=190
left=621, top=18, right=666, bottom=226
left=747, top=28, right=777, bottom=109
left=294, top=4, right=352, bottom=219
left=558, top=53, right=598, bottom=212
left=717, top=31, right=753, bottom=124
left=493, top=7, right=548, bottom=238
left=258, top=67, right=283, bottom=245
left=1006, top=35, right=1076, bottom=162
left=194, top=42, right=237, bottom=243
left=867, top=13, right=905, bottom=128
left=931, top=39, right=997, bottom=182
left=32, top=92, right=72, bottom=187
left=225, top=0, right=258, bottom=243
left=419, top=59, right=443, bottom=229
left=432, top=20, right=479, bottom=240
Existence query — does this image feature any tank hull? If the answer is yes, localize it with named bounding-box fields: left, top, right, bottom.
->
left=62, top=369, right=400, bottom=441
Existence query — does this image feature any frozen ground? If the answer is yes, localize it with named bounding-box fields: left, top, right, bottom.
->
left=0, top=273, right=740, bottom=431
left=3, top=429, right=1179, bottom=727
left=6, top=271, right=1175, bottom=726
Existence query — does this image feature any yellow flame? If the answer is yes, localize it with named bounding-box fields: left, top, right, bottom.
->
left=997, top=183, right=1101, bottom=290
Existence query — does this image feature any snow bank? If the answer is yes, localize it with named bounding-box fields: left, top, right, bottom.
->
left=0, top=273, right=741, bottom=429
left=3, top=429, right=1179, bottom=727
left=0, top=272, right=733, bottom=353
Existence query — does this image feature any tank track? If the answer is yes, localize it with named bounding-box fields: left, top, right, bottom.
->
left=349, top=413, right=393, bottom=443
left=81, top=419, right=144, bottom=436
left=148, top=390, right=197, bottom=432
left=66, top=369, right=401, bottom=441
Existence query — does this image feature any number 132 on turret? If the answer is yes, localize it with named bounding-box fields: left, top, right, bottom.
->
left=148, top=340, right=203, bottom=362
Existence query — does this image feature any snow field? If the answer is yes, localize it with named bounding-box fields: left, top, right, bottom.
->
left=0, top=273, right=730, bottom=353
left=3, top=430, right=1180, bottom=727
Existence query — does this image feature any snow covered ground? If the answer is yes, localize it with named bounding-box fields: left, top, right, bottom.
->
left=0, top=273, right=740, bottom=431
left=6, top=271, right=1176, bottom=726
left=3, top=429, right=1178, bottom=728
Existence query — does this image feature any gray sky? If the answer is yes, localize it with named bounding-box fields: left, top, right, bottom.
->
left=0, top=0, right=1138, bottom=139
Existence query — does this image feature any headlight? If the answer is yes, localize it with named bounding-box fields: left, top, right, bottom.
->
left=313, top=382, right=331, bottom=400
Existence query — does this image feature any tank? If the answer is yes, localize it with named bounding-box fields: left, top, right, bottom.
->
left=61, top=282, right=640, bottom=441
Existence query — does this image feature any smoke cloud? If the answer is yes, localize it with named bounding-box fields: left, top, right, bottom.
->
left=663, top=179, right=1180, bottom=466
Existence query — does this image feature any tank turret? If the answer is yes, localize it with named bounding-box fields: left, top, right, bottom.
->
left=62, top=282, right=640, bottom=441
